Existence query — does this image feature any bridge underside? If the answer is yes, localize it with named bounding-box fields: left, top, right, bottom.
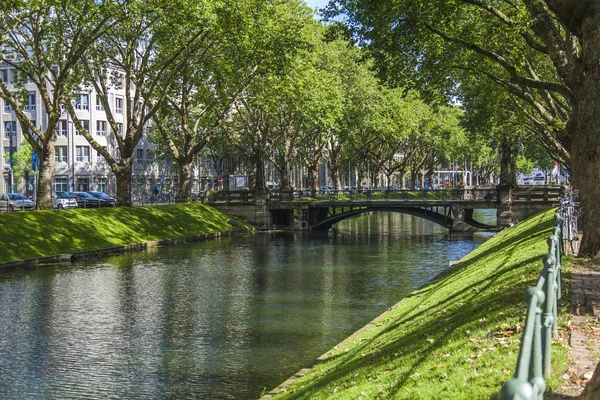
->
left=307, top=206, right=496, bottom=231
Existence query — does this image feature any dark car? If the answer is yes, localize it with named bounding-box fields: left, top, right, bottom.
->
left=87, top=191, right=116, bottom=207
left=68, top=192, right=101, bottom=208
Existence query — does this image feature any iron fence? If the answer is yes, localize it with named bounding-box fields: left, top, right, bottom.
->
left=500, top=195, right=579, bottom=399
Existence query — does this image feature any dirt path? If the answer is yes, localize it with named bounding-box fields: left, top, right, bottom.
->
left=550, top=261, right=600, bottom=398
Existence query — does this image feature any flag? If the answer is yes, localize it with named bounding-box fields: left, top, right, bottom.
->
left=31, top=150, right=39, bottom=171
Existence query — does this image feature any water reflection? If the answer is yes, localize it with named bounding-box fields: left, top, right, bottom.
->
left=0, top=211, right=495, bottom=399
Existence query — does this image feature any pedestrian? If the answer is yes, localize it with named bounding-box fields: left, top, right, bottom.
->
left=153, top=187, right=159, bottom=196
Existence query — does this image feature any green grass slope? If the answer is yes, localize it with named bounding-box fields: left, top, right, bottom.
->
left=274, top=208, right=569, bottom=399
left=0, top=203, right=250, bottom=263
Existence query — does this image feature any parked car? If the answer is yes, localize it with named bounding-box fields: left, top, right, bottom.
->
left=0, top=193, right=35, bottom=211
left=52, top=191, right=78, bottom=209
left=68, top=192, right=101, bottom=208
left=87, top=191, right=116, bottom=207
left=520, top=176, right=534, bottom=185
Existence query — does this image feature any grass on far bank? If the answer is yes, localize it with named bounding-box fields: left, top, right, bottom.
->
left=273, top=208, right=571, bottom=399
left=0, top=203, right=250, bottom=263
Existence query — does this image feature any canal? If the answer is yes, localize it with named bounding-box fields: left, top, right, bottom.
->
left=0, top=211, right=495, bottom=399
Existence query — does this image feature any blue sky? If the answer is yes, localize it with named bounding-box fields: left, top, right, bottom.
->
left=305, top=0, right=329, bottom=11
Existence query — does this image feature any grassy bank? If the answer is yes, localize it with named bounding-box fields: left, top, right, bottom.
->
left=271, top=208, right=570, bottom=399
left=0, top=203, right=250, bottom=263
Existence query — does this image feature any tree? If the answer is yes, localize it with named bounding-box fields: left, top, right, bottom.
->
left=0, top=0, right=118, bottom=208
left=232, top=19, right=345, bottom=196
left=150, top=0, right=314, bottom=199
left=66, top=0, right=214, bottom=205
left=327, top=0, right=600, bottom=257
left=3, top=141, right=33, bottom=190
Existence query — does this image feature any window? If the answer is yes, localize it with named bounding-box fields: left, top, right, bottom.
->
left=75, top=120, right=89, bottom=136
left=4, top=99, right=12, bottom=113
left=115, top=148, right=121, bottom=162
left=76, top=146, right=90, bottom=162
left=116, top=122, right=123, bottom=134
left=25, top=93, right=36, bottom=111
left=98, top=178, right=107, bottom=193
left=0, top=70, right=8, bottom=83
left=55, top=146, right=68, bottom=163
left=136, top=149, right=144, bottom=160
left=115, top=97, right=123, bottom=114
left=77, top=177, right=89, bottom=192
left=54, top=178, right=68, bottom=192
left=75, top=94, right=89, bottom=110
left=96, top=120, right=106, bottom=136
left=4, top=121, right=16, bottom=138
left=96, top=94, right=105, bottom=111
left=147, top=150, right=154, bottom=162
left=57, top=120, right=68, bottom=136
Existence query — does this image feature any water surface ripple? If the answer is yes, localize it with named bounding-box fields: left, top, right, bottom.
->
left=0, top=211, right=494, bottom=399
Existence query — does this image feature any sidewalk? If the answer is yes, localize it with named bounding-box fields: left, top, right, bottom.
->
left=553, top=261, right=600, bottom=398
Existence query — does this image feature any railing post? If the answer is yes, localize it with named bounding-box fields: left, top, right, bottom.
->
left=531, top=294, right=546, bottom=399
left=554, top=214, right=563, bottom=307
left=541, top=252, right=556, bottom=377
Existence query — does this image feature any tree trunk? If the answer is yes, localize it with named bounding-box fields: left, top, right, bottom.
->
left=581, top=362, right=600, bottom=400
left=499, top=141, right=518, bottom=188
left=329, top=165, right=341, bottom=193
left=279, top=165, right=290, bottom=191
left=373, top=173, right=380, bottom=191
left=357, top=165, right=366, bottom=193
left=386, top=172, right=393, bottom=190
left=308, top=162, right=319, bottom=192
left=254, top=150, right=266, bottom=194
left=178, top=161, right=193, bottom=201
left=114, top=159, right=133, bottom=206
left=35, top=145, right=55, bottom=210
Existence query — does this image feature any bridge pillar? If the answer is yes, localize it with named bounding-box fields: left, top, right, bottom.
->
left=451, top=204, right=477, bottom=232
left=255, top=195, right=272, bottom=228
left=307, top=207, right=330, bottom=230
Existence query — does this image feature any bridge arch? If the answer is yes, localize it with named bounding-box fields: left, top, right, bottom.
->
left=310, top=206, right=454, bottom=231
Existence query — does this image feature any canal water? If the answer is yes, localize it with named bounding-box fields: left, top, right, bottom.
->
left=0, top=211, right=495, bottom=399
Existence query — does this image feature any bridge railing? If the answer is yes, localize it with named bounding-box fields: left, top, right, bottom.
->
left=286, top=188, right=469, bottom=201
left=499, top=211, right=566, bottom=400
left=511, top=186, right=562, bottom=204
left=207, top=190, right=255, bottom=204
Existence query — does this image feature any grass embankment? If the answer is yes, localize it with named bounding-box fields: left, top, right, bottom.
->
left=0, top=203, right=250, bottom=263
left=273, top=208, right=571, bottom=399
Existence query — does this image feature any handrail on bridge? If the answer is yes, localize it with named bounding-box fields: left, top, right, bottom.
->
left=499, top=208, right=571, bottom=399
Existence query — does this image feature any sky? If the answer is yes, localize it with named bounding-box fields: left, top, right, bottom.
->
left=304, top=0, right=329, bottom=11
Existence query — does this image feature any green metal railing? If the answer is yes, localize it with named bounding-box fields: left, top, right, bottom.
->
left=499, top=212, right=564, bottom=399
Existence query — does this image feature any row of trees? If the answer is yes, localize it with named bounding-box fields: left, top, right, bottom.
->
left=321, top=0, right=599, bottom=257
left=150, top=15, right=536, bottom=197
left=0, top=0, right=313, bottom=207
left=0, top=0, right=559, bottom=224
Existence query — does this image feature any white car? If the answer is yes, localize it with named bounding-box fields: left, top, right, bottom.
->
left=52, top=191, right=78, bottom=209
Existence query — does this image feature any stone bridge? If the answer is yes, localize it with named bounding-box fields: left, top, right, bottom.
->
left=208, top=186, right=562, bottom=232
